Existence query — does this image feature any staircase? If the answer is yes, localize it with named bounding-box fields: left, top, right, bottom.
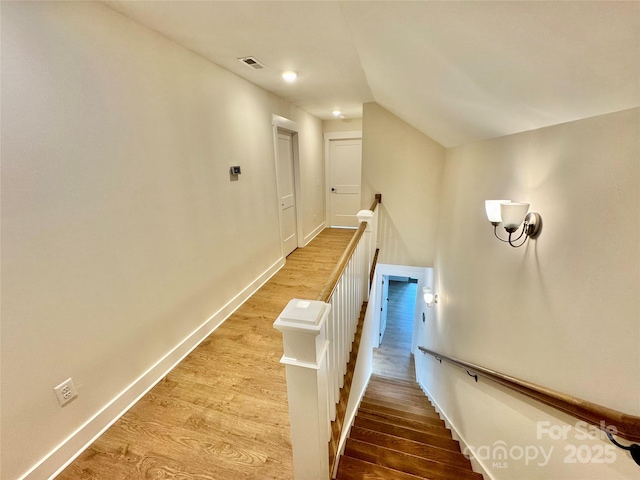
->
left=336, top=375, right=483, bottom=479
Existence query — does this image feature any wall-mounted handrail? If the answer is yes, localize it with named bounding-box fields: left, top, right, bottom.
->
left=418, top=347, right=640, bottom=444
left=317, top=195, right=381, bottom=303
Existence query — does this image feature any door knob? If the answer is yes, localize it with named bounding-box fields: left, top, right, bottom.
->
left=331, top=187, right=336, bottom=192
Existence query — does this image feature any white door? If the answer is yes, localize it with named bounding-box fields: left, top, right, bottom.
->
left=328, top=138, right=362, bottom=228
left=276, top=130, right=298, bottom=256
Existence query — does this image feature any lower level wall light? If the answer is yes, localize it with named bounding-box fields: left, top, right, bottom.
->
left=423, top=288, right=438, bottom=308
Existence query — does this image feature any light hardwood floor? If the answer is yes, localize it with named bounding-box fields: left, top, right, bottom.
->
left=57, top=228, right=355, bottom=480
left=372, top=280, right=418, bottom=381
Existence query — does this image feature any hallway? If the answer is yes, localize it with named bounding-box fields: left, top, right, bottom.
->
left=372, top=279, right=418, bottom=381
left=57, top=229, right=355, bottom=480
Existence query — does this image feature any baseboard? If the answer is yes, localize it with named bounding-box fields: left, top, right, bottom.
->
left=304, top=221, right=326, bottom=246
left=22, top=257, right=286, bottom=480
left=417, top=379, right=494, bottom=480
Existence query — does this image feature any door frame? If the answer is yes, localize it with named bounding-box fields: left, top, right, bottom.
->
left=272, top=115, right=303, bottom=258
left=323, top=131, right=362, bottom=227
left=371, top=264, right=431, bottom=353
left=379, top=274, right=390, bottom=344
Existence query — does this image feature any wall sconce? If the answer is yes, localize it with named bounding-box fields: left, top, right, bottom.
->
left=485, top=200, right=542, bottom=248
left=423, top=287, right=438, bottom=308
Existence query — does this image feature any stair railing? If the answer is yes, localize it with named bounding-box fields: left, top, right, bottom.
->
left=418, top=347, right=640, bottom=467
left=274, top=195, right=381, bottom=480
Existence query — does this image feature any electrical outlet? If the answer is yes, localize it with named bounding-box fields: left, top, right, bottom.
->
left=54, top=378, right=77, bottom=407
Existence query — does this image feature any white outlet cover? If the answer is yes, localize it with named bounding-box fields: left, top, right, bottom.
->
left=54, top=378, right=78, bottom=407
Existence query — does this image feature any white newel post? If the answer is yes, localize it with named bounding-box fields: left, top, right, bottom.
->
left=356, top=209, right=374, bottom=298
left=274, top=299, right=331, bottom=480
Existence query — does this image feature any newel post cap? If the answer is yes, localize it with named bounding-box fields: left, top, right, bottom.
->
left=273, top=299, right=331, bottom=365
left=357, top=209, right=374, bottom=232
left=273, top=299, right=329, bottom=333
left=356, top=209, right=374, bottom=223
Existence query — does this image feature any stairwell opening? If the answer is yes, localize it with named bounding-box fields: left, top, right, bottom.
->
left=373, top=275, right=419, bottom=381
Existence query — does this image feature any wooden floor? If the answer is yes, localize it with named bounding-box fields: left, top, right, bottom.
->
left=372, top=280, right=418, bottom=381
left=58, top=228, right=355, bottom=480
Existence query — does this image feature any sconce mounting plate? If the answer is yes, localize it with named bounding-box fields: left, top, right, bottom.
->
left=524, top=212, right=542, bottom=238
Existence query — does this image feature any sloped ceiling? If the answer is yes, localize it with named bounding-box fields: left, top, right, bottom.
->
left=105, top=1, right=640, bottom=147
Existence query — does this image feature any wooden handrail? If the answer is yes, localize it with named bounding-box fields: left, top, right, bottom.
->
left=418, top=347, right=640, bottom=443
left=369, top=248, right=380, bottom=290
left=317, top=224, right=366, bottom=302
left=316, top=195, right=381, bottom=303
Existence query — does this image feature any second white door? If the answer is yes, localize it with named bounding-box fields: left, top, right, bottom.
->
left=328, top=138, right=362, bottom=228
left=276, top=130, right=298, bottom=256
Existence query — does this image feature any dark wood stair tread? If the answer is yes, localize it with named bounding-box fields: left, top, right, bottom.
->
left=357, top=412, right=451, bottom=439
left=359, top=405, right=444, bottom=426
left=336, top=455, right=423, bottom=480
left=354, top=416, right=460, bottom=452
left=365, top=383, right=430, bottom=399
left=362, top=393, right=438, bottom=416
left=367, top=378, right=423, bottom=394
left=364, top=386, right=433, bottom=402
left=350, top=426, right=473, bottom=470
left=344, top=439, right=484, bottom=480
left=369, top=375, right=417, bottom=388
left=361, top=397, right=441, bottom=420
left=359, top=407, right=445, bottom=430
left=364, top=388, right=435, bottom=409
left=367, top=381, right=421, bottom=395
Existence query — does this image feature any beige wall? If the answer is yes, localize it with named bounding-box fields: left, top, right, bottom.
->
left=361, top=102, right=446, bottom=266
left=299, top=114, right=327, bottom=243
left=0, top=3, right=324, bottom=479
left=322, top=117, right=363, bottom=133
left=416, top=108, right=640, bottom=479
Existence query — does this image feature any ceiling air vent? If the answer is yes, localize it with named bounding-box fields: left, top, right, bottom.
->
left=238, top=56, right=266, bottom=70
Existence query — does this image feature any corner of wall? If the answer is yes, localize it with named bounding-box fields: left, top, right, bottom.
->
left=304, top=222, right=326, bottom=246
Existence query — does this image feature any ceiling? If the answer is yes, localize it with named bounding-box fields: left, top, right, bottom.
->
left=105, top=1, right=640, bottom=147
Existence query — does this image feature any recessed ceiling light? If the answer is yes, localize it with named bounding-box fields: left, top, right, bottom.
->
left=332, top=110, right=341, bottom=117
left=282, top=71, right=298, bottom=83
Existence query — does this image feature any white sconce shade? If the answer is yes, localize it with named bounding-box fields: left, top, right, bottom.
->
left=423, top=287, right=438, bottom=307
left=485, top=200, right=510, bottom=224
left=500, top=202, right=530, bottom=230
left=485, top=199, right=541, bottom=248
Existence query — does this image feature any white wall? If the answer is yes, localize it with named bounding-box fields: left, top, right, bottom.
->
left=361, top=102, right=445, bottom=266
left=323, top=118, right=363, bottom=133
left=298, top=114, right=326, bottom=244
left=0, top=3, right=325, bottom=479
left=418, top=108, right=640, bottom=479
